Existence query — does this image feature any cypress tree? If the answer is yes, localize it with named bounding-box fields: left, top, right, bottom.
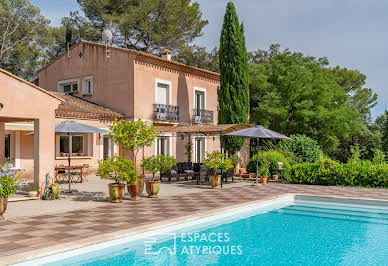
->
left=218, top=2, right=249, bottom=154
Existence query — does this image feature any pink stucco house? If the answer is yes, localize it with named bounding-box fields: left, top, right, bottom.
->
left=4, top=40, right=224, bottom=178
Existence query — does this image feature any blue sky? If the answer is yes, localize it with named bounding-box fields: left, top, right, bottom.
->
left=31, top=0, right=387, bottom=118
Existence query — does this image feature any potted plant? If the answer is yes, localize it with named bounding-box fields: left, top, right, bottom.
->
left=29, top=185, right=39, bottom=198
left=229, top=154, right=240, bottom=174
left=0, top=163, right=20, bottom=220
left=203, top=152, right=229, bottom=189
left=109, top=119, right=157, bottom=198
left=97, top=156, right=137, bottom=203
left=142, top=155, right=177, bottom=198
left=259, top=163, right=270, bottom=184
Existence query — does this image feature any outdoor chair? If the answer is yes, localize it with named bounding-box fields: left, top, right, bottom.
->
left=82, top=164, right=89, bottom=182
left=222, top=168, right=235, bottom=183
left=183, top=162, right=195, bottom=181
left=55, top=165, right=66, bottom=183
left=177, top=163, right=188, bottom=180
left=161, top=165, right=179, bottom=182
left=198, top=167, right=209, bottom=185
left=70, top=168, right=82, bottom=183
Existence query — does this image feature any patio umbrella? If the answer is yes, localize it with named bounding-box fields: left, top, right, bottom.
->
left=55, top=121, right=107, bottom=193
left=225, top=125, right=290, bottom=184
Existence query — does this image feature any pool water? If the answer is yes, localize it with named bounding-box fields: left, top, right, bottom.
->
left=41, top=197, right=388, bottom=265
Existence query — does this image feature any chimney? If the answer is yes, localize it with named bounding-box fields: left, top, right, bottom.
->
left=161, top=49, right=172, bottom=61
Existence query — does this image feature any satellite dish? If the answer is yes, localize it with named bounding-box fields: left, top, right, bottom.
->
left=102, top=29, right=113, bottom=46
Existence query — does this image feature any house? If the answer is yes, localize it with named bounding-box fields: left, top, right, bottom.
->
left=35, top=40, right=222, bottom=168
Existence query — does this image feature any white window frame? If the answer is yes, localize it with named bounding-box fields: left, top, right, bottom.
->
left=57, top=78, right=80, bottom=93
left=193, top=136, right=207, bottom=163
left=193, top=87, right=207, bottom=110
left=56, top=134, right=89, bottom=157
left=155, top=133, right=172, bottom=156
left=82, top=75, right=93, bottom=95
left=155, top=79, right=172, bottom=105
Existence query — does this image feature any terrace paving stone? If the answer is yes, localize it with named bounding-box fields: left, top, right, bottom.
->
left=0, top=183, right=388, bottom=264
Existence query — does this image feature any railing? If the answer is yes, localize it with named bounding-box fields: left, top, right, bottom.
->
left=192, top=109, right=214, bottom=124
left=153, top=104, right=180, bottom=122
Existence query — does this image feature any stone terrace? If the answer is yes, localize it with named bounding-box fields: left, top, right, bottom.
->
left=1, top=183, right=388, bottom=264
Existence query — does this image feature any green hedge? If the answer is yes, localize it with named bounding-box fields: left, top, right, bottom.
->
left=247, top=150, right=290, bottom=176
left=286, top=158, right=388, bottom=187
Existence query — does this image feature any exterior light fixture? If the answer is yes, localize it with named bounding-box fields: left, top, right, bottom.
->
left=0, top=103, right=3, bottom=110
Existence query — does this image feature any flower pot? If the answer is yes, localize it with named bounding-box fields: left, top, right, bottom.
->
left=108, top=183, right=125, bottom=203
left=146, top=180, right=160, bottom=198
left=137, top=174, right=145, bottom=196
left=209, top=175, right=221, bottom=189
left=28, top=191, right=38, bottom=198
left=127, top=179, right=142, bottom=201
left=0, top=196, right=8, bottom=221
left=260, top=176, right=269, bottom=184
left=238, top=168, right=245, bottom=175
left=272, top=175, right=279, bottom=181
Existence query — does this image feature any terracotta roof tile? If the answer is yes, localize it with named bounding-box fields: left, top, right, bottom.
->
left=51, top=92, right=123, bottom=121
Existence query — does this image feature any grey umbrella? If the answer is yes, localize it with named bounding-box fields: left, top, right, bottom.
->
left=225, top=125, right=290, bottom=184
left=56, top=121, right=107, bottom=193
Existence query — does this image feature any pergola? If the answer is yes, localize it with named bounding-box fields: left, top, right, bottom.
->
left=156, top=124, right=253, bottom=136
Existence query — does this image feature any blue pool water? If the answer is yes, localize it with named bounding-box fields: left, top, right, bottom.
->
left=44, top=197, right=388, bottom=266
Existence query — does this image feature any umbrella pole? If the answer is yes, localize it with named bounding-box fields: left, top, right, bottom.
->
left=256, top=138, right=259, bottom=184
left=68, top=132, right=71, bottom=192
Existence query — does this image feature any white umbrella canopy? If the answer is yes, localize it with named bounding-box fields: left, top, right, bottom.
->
left=225, top=125, right=290, bottom=184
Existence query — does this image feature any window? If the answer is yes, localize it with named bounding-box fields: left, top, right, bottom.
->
left=194, top=137, right=206, bottom=163
left=155, top=80, right=171, bottom=105
left=57, top=78, right=80, bottom=93
left=156, top=136, right=170, bottom=156
left=58, top=135, right=85, bottom=156
left=4, top=134, right=10, bottom=159
left=195, top=91, right=205, bottom=110
left=103, top=135, right=115, bottom=160
left=82, top=76, right=93, bottom=95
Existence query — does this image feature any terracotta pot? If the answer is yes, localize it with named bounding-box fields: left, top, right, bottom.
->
left=28, top=191, right=38, bottom=198
left=127, top=180, right=141, bottom=201
left=146, top=180, right=160, bottom=198
left=137, top=174, right=145, bottom=196
left=209, top=175, right=221, bottom=189
left=0, top=196, right=8, bottom=221
left=239, top=168, right=245, bottom=175
left=272, top=175, right=279, bottom=181
left=108, top=183, right=125, bottom=203
left=260, top=176, right=269, bottom=184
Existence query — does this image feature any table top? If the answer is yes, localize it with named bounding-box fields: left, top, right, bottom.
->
left=55, top=165, right=83, bottom=170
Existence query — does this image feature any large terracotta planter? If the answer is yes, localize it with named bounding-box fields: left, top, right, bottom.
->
left=260, top=176, right=269, bottom=184
left=137, top=174, right=145, bottom=196
left=272, top=175, right=279, bottom=181
left=0, top=196, right=8, bottom=221
left=146, top=180, right=160, bottom=198
left=28, top=191, right=38, bottom=198
left=209, top=175, right=221, bottom=189
left=108, top=183, right=125, bottom=203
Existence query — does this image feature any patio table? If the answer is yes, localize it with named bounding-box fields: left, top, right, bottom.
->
left=55, top=165, right=84, bottom=183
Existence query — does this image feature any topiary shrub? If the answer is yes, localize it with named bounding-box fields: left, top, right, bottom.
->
left=280, top=134, right=323, bottom=163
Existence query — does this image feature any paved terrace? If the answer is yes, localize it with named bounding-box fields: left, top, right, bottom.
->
left=1, top=183, right=388, bottom=264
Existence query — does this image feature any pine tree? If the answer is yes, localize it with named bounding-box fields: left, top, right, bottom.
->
left=382, top=111, right=388, bottom=155
left=218, top=2, right=249, bottom=154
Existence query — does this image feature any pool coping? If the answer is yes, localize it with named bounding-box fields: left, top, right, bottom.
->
left=5, top=192, right=388, bottom=265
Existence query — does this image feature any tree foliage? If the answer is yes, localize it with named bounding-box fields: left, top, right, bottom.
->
left=173, top=45, right=219, bottom=73
left=0, top=0, right=51, bottom=79
left=218, top=2, right=249, bottom=154
left=97, top=155, right=137, bottom=185
left=249, top=46, right=361, bottom=154
left=382, top=111, right=388, bottom=155
left=76, top=0, right=208, bottom=54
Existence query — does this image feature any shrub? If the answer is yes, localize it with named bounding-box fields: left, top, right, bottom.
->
left=258, top=163, right=270, bottom=177
left=0, top=163, right=20, bottom=197
left=373, top=149, right=386, bottom=164
left=98, top=156, right=137, bottom=185
left=280, top=134, right=323, bottom=163
left=141, top=155, right=177, bottom=180
left=203, top=152, right=233, bottom=175
left=141, top=156, right=159, bottom=179
left=247, top=150, right=290, bottom=177
left=286, top=159, right=388, bottom=188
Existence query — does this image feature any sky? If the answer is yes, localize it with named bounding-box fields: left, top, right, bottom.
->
left=31, top=0, right=387, bottom=119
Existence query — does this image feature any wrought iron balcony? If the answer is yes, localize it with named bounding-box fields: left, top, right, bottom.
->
left=192, top=109, right=214, bottom=124
left=153, top=104, right=180, bottom=122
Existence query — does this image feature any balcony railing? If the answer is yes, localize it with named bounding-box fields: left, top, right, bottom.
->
left=192, top=109, right=214, bottom=124
left=153, top=104, right=180, bottom=122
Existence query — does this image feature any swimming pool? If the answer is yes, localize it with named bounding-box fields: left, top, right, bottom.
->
left=16, top=195, right=388, bottom=265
